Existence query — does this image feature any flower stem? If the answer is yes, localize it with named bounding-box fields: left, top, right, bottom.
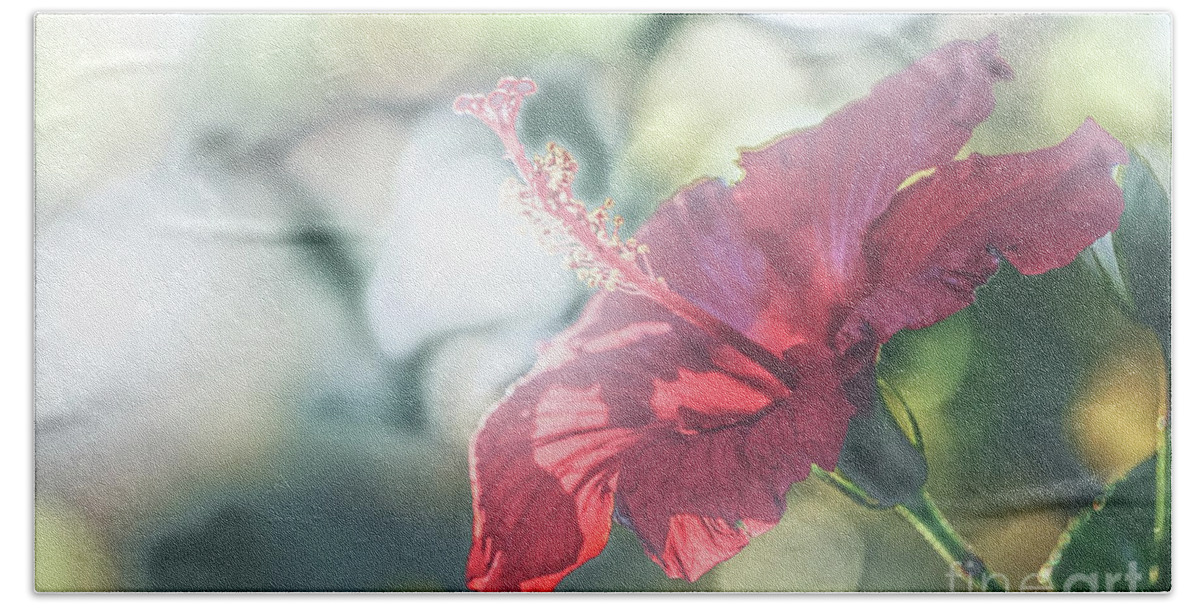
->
left=895, top=489, right=1005, bottom=592
left=1151, top=353, right=1170, bottom=586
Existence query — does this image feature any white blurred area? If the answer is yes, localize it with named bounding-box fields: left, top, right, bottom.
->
left=35, top=15, right=627, bottom=545
left=365, top=111, right=579, bottom=361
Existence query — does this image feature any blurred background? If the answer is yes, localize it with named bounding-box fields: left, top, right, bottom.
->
left=34, top=13, right=1170, bottom=591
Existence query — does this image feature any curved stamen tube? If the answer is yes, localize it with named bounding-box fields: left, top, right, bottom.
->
left=455, top=78, right=799, bottom=389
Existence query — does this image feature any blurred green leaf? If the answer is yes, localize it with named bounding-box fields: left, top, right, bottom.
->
left=1113, top=152, right=1171, bottom=357
left=919, top=262, right=1104, bottom=501
left=1043, top=456, right=1169, bottom=591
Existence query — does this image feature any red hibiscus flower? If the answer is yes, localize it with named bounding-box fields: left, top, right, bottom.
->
left=455, top=35, right=1128, bottom=591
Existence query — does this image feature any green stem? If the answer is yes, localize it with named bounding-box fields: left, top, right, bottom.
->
left=895, top=489, right=1006, bottom=592
left=815, top=468, right=1004, bottom=591
left=1151, top=358, right=1170, bottom=586
left=1154, top=398, right=1169, bottom=547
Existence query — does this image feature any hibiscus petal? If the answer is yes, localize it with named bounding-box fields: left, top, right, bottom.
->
left=728, top=35, right=1013, bottom=337
left=836, top=118, right=1128, bottom=351
left=467, top=375, right=628, bottom=591
left=638, top=179, right=767, bottom=339
left=467, top=290, right=797, bottom=590
left=613, top=364, right=852, bottom=582
left=639, top=177, right=840, bottom=356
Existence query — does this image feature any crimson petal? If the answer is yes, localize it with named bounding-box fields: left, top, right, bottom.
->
left=467, top=372, right=630, bottom=591
left=615, top=379, right=851, bottom=581
left=836, top=118, right=1128, bottom=352
left=467, top=288, right=814, bottom=590
left=726, top=36, right=1013, bottom=353
left=638, top=178, right=827, bottom=357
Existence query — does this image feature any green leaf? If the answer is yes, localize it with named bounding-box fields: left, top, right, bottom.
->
left=1042, top=456, right=1169, bottom=591
left=1113, top=152, right=1171, bottom=357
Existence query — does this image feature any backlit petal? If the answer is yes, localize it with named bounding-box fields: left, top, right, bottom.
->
left=837, top=118, right=1127, bottom=351
left=614, top=372, right=853, bottom=582
left=467, top=289, right=795, bottom=590
left=725, top=36, right=1013, bottom=345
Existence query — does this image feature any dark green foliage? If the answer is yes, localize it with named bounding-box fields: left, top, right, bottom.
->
left=1044, top=457, right=1169, bottom=591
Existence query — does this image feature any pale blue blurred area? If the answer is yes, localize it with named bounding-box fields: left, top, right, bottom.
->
left=33, top=13, right=1169, bottom=591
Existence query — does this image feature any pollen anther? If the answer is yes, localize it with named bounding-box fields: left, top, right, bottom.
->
left=457, top=78, right=659, bottom=295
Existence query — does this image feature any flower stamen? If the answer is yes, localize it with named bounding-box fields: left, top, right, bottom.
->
left=455, top=78, right=799, bottom=389
left=456, top=79, right=658, bottom=295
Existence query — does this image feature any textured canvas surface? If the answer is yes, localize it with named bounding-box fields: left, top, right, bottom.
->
left=34, top=13, right=1171, bottom=592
